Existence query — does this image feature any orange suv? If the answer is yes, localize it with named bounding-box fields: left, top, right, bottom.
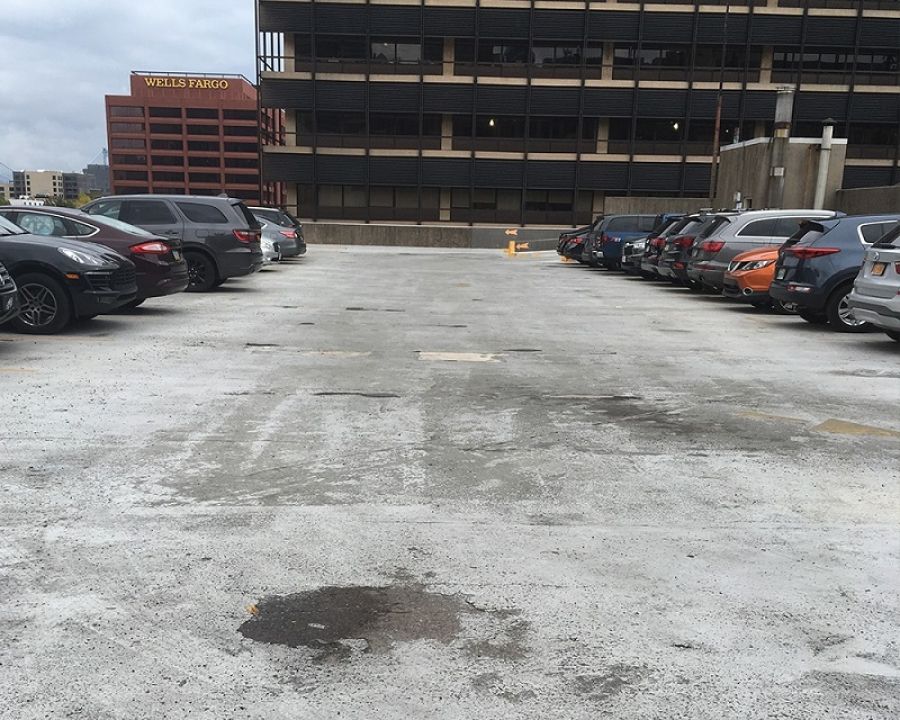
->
left=723, top=247, right=795, bottom=314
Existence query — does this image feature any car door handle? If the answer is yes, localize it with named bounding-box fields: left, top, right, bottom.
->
left=162, top=230, right=180, bottom=236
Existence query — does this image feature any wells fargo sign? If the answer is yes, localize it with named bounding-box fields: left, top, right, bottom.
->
left=143, top=77, right=230, bottom=90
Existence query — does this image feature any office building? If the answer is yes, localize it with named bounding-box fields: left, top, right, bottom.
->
left=13, top=170, right=64, bottom=200
left=105, top=72, right=272, bottom=203
left=257, top=0, right=900, bottom=227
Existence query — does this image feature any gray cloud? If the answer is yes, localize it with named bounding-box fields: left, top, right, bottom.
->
left=0, top=0, right=255, bottom=177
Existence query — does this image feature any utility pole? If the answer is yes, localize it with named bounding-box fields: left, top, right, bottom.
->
left=767, top=86, right=795, bottom=209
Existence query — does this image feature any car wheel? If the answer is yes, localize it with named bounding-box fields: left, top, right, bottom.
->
left=825, top=285, right=869, bottom=333
left=885, top=331, right=900, bottom=342
left=10, top=272, right=72, bottom=334
left=185, top=251, right=217, bottom=292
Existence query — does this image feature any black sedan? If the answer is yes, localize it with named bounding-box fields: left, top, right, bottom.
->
left=0, top=206, right=188, bottom=308
left=0, top=215, right=137, bottom=334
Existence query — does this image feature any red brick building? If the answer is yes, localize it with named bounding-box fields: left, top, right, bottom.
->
left=106, top=72, right=280, bottom=204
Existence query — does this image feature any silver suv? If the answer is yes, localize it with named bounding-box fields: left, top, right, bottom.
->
left=687, top=209, right=840, bottom=291
left=847, top=224, right=900, bottom=343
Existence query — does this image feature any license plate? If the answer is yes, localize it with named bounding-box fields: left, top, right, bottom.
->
left=871, top=261, right=887, bottom=277
left=172, top=250, right=182, bottom=261
left=776, top=268, right=786, bottom=280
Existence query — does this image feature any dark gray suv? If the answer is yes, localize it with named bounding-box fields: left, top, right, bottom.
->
left=82, top=195, right=263, bottom=292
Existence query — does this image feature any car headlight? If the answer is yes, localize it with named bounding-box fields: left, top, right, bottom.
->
left=58, top=247, right=105, bottom=266
left=746, top=260, right=774, bottom=270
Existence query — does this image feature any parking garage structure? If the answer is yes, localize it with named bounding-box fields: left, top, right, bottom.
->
left=256, top=0, right=900, bottom=227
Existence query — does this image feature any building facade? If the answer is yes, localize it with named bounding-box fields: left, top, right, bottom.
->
left=13, top=170, right=64, bottom=200
left=257, top=0, right=900, bottom=227
left=105, top=72, right=268, bottom=203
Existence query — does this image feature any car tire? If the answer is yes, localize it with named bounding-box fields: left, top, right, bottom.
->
left=185, top=251, right=218, bottom=293
left=772, top=299, right=798, bottom=315
left=686, top=279, right=704, bottom=293
left=825, top=285, right=869, bottom=333
left=885, top=331, right=900, bottom=342
left=10, top=272, right=72, bottom=335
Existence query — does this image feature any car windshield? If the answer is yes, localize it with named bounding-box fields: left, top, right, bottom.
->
left=873, top=223, right=900, bottom=248
left=78, top=212, right=156, bottom=238
left=0, top=215, right=25, bottom=236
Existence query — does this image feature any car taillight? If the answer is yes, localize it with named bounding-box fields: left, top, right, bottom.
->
left=786, top=246, right=841, bottom=259
left=699, top=240, right=725, bottom=253
left=234, top=229, right=260, bottom=243
left=650, top=237, right=665, bottom=248
left=674, top=235, right=695, bottom=249
left=279, top=230, right=297, bottom=239
left=894, top=262, right=900, bottom=274
left=130, top=241, right=171, bottom=255
left=599, top=232, right=610, bottom=245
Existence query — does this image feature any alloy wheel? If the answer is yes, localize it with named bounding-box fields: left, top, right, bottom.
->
left=837, top=295, right=866, bottom=328
left=19, top=283, right=58, bottom=328
left=188, top=257, right=207, bottom=288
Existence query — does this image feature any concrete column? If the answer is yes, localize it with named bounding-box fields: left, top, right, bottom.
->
left=284, top=34, right=295, bottom=73
left=759, top=46, right=773, bottom=85
left=286, top=109, right=298, bottom=147
left=593, top=192, right=605, bottom=216
left=440, top=188, right=452, bottom=221
left=596, top=118, right=610, bottom=154
left=443, top=38, right=455, bottom=77
left=601, top=43, right=615, bottom=81
left=767, top=87, right=795, bottom=209
left=813, top=120, right=836, bottom=210
left=442, top=115, right=453, bottom=151
left=287, top=184, right=299, bottom=218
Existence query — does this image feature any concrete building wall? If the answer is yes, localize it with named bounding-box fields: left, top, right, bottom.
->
left=715, top=138, right=847, bottom=210
left=835, top=185, right=900, bottom=215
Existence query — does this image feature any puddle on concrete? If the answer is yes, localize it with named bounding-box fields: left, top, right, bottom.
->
left=239, top=585, right=470, bottom=657
left=313, top=391, right=400, bottom=399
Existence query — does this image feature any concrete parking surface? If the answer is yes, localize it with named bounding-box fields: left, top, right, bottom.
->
left=1, top=247, right=898, bottom=719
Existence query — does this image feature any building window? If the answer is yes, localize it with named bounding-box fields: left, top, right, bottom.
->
left=225, top=174, right=259, bottom=185
left=188, top=156, right=220, bottom=167
left=187, top=124, right=219, bottom=136
left=110, top=122, right=145, bottom=133
left=225, top=157, right=258, bottom=168
left=223, top=109, right=258, bottom=121
left=109, top=106, right=144, bottom=117
left=188, top=140, right=220, bottom=152
left=149, top=123, right=183, bottom=134
left=188, top=172, right=220, bottom=184
left=152, top=139, right=183, bottom=150
left=314, top=36, right=368, bottom=63
left=224, top=142, right=257, bottom=153
left=773, top=47, right=852, bottom=82
left=187, top=108, right=219, bottom=119
left=224, top=125, right=257, bottom=137
left=113, top=170, right=148, bottom=181
left=111, top=138, right=146, bottom=149
left=112, top=154, right=147, bottom=165
left=152, top=155, right=184, bottom=166
left=152, top=171, right=184, bottom=182
left=370, top=37, right=442, bottom=64
left=149, top=107, right=181, bottom=118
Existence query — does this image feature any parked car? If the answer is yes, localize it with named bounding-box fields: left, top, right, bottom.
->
left=583, top=214, right=659, bottom=269
left=640, top=216, right=696, bottom=279
left=658, top=214, right=718, bottom=287
left=248, top=207, right=306, bottom=257
left=82, top=195, right=263, bottom=292
left=0, top=260, right=20, bottom=326
left=558, top=224, right=592, bottom=262
left=0, top=214, right=137, bottom=334
left=259, top=224, right=282, bottom=264
left=0, top=206, right=188, bottom=308
left=622, top=214, right=684, bottom=275
left=770, top=215, right=900, bottom=332
left=722, top=246, right=796, bottom=313
left=847, top=224, right=900, bottom=342
left=687, top=209, right=840, bottom=291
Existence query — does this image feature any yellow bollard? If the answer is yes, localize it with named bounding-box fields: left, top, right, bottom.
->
left=507, top=240, right=517, bottom=256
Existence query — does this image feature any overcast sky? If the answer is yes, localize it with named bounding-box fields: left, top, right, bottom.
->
left=0, top=1, right=255, bottom=179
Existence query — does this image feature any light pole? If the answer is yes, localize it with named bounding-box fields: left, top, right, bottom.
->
left=708, top=2, right=730, bottom=205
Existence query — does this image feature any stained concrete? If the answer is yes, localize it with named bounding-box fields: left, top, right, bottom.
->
left=0, top=248, right=898, bottom=719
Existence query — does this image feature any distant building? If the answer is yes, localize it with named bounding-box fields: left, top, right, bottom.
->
left=0, top=182, right=12, bottom=203
left=105, top=71, right=279, bottom=204
left=13, top=170, right=64, bottom=200
left=81, top=164, right=110, bottom=196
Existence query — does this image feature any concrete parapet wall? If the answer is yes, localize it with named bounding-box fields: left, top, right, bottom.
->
left=834, top=185, right=900, bottom=215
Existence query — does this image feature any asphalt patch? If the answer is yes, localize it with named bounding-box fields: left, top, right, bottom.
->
left=313, top=392, right=400, bottom=398
left=239, top=585, right=468, bottom=657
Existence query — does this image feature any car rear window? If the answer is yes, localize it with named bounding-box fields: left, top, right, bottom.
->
left=860, top=220, right=900, bottom=244
left=177, top=202, right=229, bottom=224
left=233, top=201, right=262, bottom=229
left=873, top=223, right=900, bottom=248
left=737, top=218, right=780, bottom=237
left=698, top=216, right=731, bottom=239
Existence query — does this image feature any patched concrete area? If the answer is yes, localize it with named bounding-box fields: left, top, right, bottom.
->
left=1, top=247, right=898, bottom=719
